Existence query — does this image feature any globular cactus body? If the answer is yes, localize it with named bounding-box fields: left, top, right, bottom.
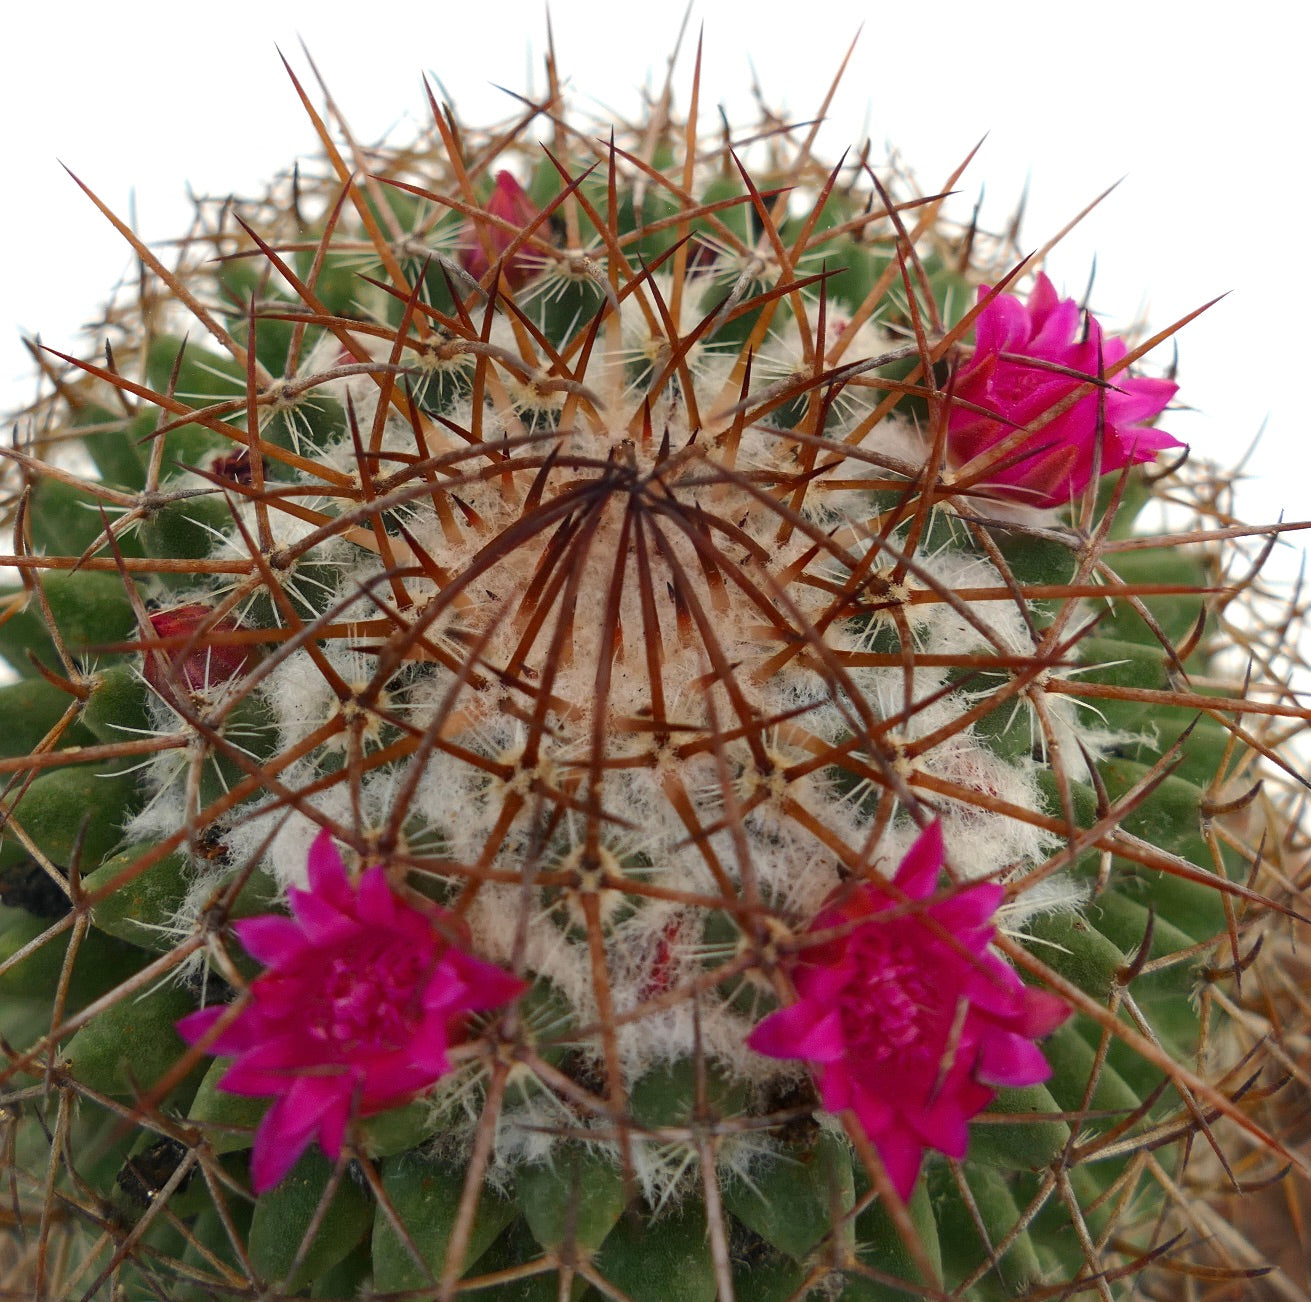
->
left=1, top=34, right=1307, bottom=1302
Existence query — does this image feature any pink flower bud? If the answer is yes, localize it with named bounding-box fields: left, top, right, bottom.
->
left=143, top=604, right=253, bottom=703
left=460, top=169, right=544, bottom=291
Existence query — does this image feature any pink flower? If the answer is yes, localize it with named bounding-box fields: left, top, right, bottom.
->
left=747, top=822, right=1069, bottom=1199
left=460, top=169, right=544, bottom=291
left=178, top=832, right=524, bottom=1192
left=948, top=272, right=1182, bottom=504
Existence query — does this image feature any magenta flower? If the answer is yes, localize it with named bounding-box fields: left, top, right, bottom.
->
left=178, top=832, right=524, bottom=1191
left=460, top=169, right=544, bottom=291
left=747, top=822, right=1069, bottom=1199
left=948, top=272, right=1182, bottom=504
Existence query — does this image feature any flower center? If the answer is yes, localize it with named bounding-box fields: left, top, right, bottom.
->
left=992, top=362, right=1052, bottom=410
left=310, top=942, right=431, bottom=1053
left=838, top=926, right=947, bottom=1066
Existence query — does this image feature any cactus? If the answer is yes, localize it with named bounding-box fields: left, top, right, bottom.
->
left=2, top=33, right=1309, bottom=1302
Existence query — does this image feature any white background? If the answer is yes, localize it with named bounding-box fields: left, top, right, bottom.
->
left=1, top=1, right=1306, bottom=578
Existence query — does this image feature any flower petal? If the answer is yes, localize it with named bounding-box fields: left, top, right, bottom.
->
left=929, top=882, right=1004, bottom=941
left=910, top=1096, right=971, bottom=1160
left=444, top=952, right=527, bottom=1012
left=315, top=1090, right=354, bottom=1161
left=306, top=830, right=351, bottom=902
left=747, top=1002, right=846, bottom=1064
left=1019, top=988, right=1071, bottom=1038
left=976, top=1030, right=1053, bottom=1088
left=846, top=1078, right=895, bottom=1135
left=893, top=821, right=945, bottom=898
left=286, top=887, right=360, bottom=945
left=355, top=865, right=397, bottom=928
left=404, top=1017, right=454, bottom=1077
left=175, top=1006, right=225, bottom=1046
left=250, top=1091, right=322, bottom=1193
left=232, top=915, right=308, bottom=966
left=872, top=1125, right=926, bottom=1201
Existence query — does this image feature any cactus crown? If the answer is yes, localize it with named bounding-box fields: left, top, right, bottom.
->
left=2, top=31, right=1308, bottom=1302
